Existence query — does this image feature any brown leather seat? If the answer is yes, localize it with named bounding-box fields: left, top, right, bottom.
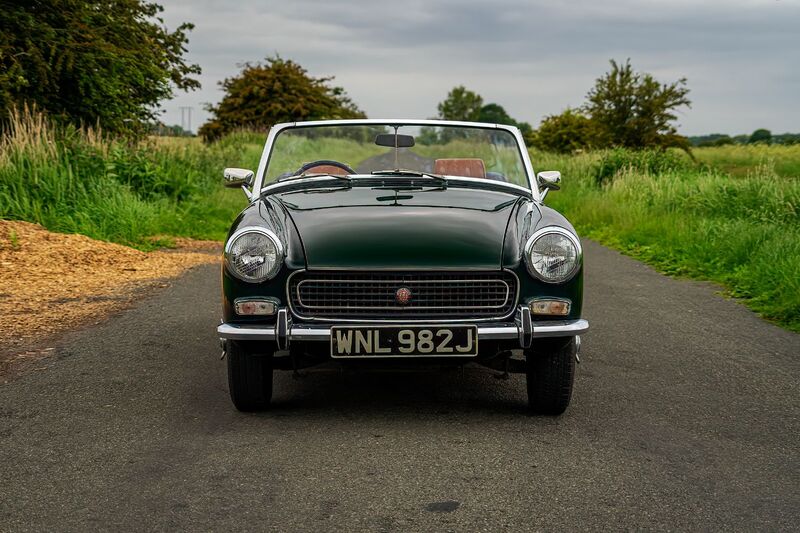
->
left=433, top=158, right=487, bottom=178
left=301, top=164, right=350, bottom=176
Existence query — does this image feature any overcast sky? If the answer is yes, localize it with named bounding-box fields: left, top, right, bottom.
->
left=158, top=0, right=799, bottom=135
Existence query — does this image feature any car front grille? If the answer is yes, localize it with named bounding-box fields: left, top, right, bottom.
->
left=288, top=270, right=518, bottom=321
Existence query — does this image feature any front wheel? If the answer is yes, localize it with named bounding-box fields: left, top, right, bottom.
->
left=525, top=336, right=576, bottom=415
left=226, top=340, right=273, bottom=412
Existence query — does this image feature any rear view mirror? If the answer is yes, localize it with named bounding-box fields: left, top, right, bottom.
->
left=375, top=133, right=415, bottom=148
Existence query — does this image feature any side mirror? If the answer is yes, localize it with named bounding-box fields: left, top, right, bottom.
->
left=224, top=168, right=255, bottom=200
left=536, top=170, right=561, bottom=201
left=224, top=168, right=254, bottom=188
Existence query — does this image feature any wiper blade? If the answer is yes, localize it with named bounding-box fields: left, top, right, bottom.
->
left=280, top=173, right=352, bottom=187
left=371, top=169, right=447, bottom=187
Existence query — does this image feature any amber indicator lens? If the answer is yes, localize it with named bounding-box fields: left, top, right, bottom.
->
left=530, top=299, right=571, bottom=316
left=234, top=299, right=277, bottom=315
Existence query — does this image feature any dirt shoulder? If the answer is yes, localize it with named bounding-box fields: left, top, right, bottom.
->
left=0, top=220, right=220, bottom=378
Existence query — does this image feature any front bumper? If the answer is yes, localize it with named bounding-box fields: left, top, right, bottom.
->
left=217, top=306, right=588, bottom=349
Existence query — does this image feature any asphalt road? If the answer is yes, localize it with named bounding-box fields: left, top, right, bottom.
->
left=1, top=240, right=798, bottom=531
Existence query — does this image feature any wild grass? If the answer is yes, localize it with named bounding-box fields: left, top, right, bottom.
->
left=2, top=108, right=797, bottom=331
left=691, top=144, right=800, bottom=179
left=0, top=108, right=261, bottom=247
left=536, top=148, right=800, bottom=332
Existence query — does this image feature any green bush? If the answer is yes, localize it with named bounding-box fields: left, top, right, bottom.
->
left=593, top=148, right=689, bottom=185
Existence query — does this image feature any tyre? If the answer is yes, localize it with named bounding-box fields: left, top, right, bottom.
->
left=525, top=336, right=576, bottom=415
left=226, top=340, right=274, bottom=411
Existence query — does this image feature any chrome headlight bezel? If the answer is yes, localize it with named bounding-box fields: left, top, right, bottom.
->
left=224, top=227, right=284, bottom=283
left=524, top=226, right=582, bottom=284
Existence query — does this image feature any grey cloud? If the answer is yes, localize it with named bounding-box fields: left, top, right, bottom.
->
left=158, top=0, right=800, bottom=135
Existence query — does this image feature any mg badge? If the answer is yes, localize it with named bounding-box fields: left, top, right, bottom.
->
left=395, top=287, right=412, bottom=305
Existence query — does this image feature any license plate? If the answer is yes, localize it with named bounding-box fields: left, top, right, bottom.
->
left=330, top=325, right=478, bottom=358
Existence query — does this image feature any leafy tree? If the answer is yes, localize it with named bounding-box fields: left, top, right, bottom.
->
left=435, top=89, right=535, bottom=144
left=531, top=108, right=598, bottom=153
left=584, top=59, right=691, bottom=150
left=748, top=128, right=772, bottom=144
left=0, top=0, right=200, bottom=135
left=478, top=102, right=534, bottom=140
left=477, top=103, right=515, bottom=125
left=437, top=86, right=484, bottom=121
left=199, top=56, right=365, bottom=141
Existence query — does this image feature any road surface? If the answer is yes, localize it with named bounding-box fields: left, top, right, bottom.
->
left=1, top=241, right=798, bottom=531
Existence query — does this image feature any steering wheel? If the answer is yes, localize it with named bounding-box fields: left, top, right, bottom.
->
left=295, top=160, right=355, bottom=176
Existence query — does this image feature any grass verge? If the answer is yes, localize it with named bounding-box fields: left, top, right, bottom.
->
left=2, top=109, right=797, bottom=332
left=0, top=108, right=260, bottom=248
left=537, top=147, right=800, bottom=332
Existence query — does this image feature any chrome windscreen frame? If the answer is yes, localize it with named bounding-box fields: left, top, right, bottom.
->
left=250, top=119, right=541, bottom=203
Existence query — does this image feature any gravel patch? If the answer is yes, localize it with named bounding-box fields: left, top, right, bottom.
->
left=0, top=220, right=219, bottom=376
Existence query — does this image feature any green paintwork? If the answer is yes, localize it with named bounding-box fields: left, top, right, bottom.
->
left=221, top=181, right=584, bottom=326
left=275, top=186, right=519, bottom=269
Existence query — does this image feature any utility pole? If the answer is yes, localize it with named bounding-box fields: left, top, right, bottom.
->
left=179, top=106, right=193, bottom=134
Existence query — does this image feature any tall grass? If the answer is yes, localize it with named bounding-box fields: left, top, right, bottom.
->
left=691, top=144, right=800, bottom=179
left=2, top=109, right=798, bottom=331
left=537, top=148, right=800, bottom=332
left=0, top=108, right=262, bottom=247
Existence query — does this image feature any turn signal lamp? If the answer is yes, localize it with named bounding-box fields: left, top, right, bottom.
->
left=234, top=299, right=277, bottom=316
left=529, top=299, right=571, bottom=316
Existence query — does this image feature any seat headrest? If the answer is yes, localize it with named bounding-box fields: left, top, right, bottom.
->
left=301, top=164, right=350, bottom=176
left=433, top=158, right=487, bottom=179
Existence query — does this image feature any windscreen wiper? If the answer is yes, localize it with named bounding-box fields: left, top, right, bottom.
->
left=280, top=172, right=352, bottom=186
left=371, top=169, right=447, bottom=188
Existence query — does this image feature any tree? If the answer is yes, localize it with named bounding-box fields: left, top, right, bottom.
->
left=437, top=86, right=484, bottom=121
left=583, top=59, right=691, bottom=150
left=531, top=109, right=599, bottom=153
left=748, top=129, right=772, bottom=144
left=199, top=56, right=365, bottom=141
left=477, top=103, right=515, bottom=125
left=0, top=0, right=200, bottom=135
left=477, top=103, right=534, bottom=143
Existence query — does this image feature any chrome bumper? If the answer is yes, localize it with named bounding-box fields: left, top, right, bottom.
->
left=217, top=306, right=588, bottom=349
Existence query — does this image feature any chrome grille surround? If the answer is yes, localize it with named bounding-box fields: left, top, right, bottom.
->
left=287, top=270, right=519, bottom=322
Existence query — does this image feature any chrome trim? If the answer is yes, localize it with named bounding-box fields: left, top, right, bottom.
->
left=517, top=305, right=533, bottom=349
left=276, top=308, right=290, bottom=350
left=223, top=227, right=285, bottom=283
left=217, top=318, right=589, bottom=342
left=252, top=119, right=540, bottom=202
left=523, top=226, right=583, bottom=284
left=295, top=277, right=510, bottom=310
left=285, top=269, right=521, bottom=323
left=259, top=175, right=533, bottom=199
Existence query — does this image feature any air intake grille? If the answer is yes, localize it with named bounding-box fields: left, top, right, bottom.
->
left=288, top=271, right=517, bottom=321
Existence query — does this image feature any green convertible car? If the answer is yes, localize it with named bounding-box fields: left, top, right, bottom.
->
left=217, top=119, right=588, bottom=415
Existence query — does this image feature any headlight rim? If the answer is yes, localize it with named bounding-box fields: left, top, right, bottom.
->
left=524, top=226, right=582, bottom=284
left=224, top=226, right=284, bottom=283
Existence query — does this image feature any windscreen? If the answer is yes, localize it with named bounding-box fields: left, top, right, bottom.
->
left=264, top=124, right=529, bottom=188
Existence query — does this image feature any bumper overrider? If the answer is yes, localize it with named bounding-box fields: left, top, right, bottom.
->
left=218, top=306, right=589, bottom=350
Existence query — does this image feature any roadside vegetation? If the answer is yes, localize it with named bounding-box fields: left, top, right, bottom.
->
left=540, top=146, right=800, bottom=332
left=1, top=2, right=796, bottom=332
left=0, top=108, right=260, bottom=248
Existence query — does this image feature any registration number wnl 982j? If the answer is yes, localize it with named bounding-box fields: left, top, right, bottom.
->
left=330, top=325, right=478, bottom=358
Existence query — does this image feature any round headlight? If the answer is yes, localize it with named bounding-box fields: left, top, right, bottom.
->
left=525, top=228, right=581, bottom=283
left=224, top=228, right=283, bottom=283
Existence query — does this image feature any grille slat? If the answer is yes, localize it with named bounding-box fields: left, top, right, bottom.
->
left=289, top=271, right=517, bottom=320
